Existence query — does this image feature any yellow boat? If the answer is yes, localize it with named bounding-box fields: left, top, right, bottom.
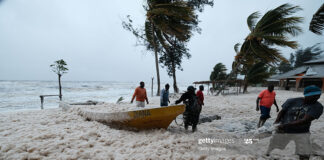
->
left=78, top=104, right=185, bottom=130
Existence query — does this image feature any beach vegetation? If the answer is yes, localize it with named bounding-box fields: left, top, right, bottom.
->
left=293, top=44, right=323, bottom=68
left=123, top=0, right=212, bottom=94
left=228, top=3, right=303, bottom=93
left=50, top=59, right=68, bottom=101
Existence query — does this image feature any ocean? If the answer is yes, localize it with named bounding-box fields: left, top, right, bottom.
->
left=0, top=80, right=190, bottom=112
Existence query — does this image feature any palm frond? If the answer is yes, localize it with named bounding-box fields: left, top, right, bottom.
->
left=310, top=3, right=324, bottom=35
left=234, top=43, right=241, bottom=53
left=255, top=3, right=303, bottom=36
left=247, top=11, right=260, bottom=31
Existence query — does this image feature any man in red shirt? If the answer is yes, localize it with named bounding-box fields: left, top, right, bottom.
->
left=256, top=84, right=279, bottom=128
left=131, top=81, right=149, bottom=107
left=196, top=85, right=204, bottom=114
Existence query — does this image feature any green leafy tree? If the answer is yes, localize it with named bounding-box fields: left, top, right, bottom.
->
left=244, top=62, right=272, bottom=90
left=50, top=59, right=68, bottom=100
left=210, top=63, right=227, bottom=89
left=159, top=39, right=191, bottom=93
left=146, top=0, right=199, bottom=93
left=278, top=61, right=292, bottom=73
left=277, top=53, right=294, bottom=73
left=210, top=63, right=227, bottom=81
left=294, top=44, right=323, bottom=68
left=310, top=3, right=324, bottom=35
left=123, top=0, right=212, bottom=94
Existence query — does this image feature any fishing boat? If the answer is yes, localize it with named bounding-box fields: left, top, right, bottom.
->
left=61, top=103, right=185, bottom=130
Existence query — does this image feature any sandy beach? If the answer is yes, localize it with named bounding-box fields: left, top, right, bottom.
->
left=0, top=87, right=323, bottom=160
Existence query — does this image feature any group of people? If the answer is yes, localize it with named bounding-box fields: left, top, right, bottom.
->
left=130, top=81, right=323, bottom=159
left=131, top=81, right=204, bottom=132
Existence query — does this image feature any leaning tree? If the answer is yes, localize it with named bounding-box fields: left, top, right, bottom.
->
left=123, top=0, right=212, bottom=94
left=217, top=3, right=303, bottom=94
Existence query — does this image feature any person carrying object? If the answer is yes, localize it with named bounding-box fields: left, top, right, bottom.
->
left=175, top=86, right=200, bottom=132
left=266, top=85, right=323, bottom=160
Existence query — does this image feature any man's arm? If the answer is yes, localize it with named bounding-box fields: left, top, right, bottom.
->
left=274, top=109, right=286, bottom=124
left=145, top=90, right=149, bottom=104
left=278, top=114, right=315, bottom=129
left=175, top=93, right=187, bottom=104
left=274, top=98, right=279, bottom=112
left=131, top=89, right=137, bottom=103
left=256, top=97, right=261, bottom=111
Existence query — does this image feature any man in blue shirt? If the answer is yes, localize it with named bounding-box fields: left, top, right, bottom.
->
left=160, top=84, right=170, bottom=107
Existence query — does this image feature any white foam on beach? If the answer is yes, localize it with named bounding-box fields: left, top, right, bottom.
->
left=0, top=87, right=323, bottom=159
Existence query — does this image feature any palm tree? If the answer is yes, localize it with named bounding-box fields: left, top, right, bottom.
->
left=246, top=62, right=272, bottom=85
left=145, top=0, right=198, bottom=93
left=123, top=0, right=198, bottom=95
left=217, top=3, right=303, bottom=95
left=310, top=3, right=324, bottom=35
left=240, top=4, right=303, bottom=64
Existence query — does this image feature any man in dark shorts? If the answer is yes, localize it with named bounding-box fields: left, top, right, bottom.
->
left=266, top=85, right=323, bottom=159
left=256, top=84, right=279, bottom=127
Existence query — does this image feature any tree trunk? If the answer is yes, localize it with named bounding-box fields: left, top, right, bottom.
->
left=172, top=61, right=179, bottom=93
left=154, top=49, right=161, bottom=96
left=58, top=74, right=62, bottom=101
left=151, top=24, right=160, bottom=96
left=243, top=75, right=248, bottom=93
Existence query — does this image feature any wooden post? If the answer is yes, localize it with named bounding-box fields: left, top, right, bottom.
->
left=151, top=77, right=154, bottom=97
left=40, top=96, right=44, bottom=109
left=39, top=95, right=60, bottom=110
left=296, top=78, right=302, bottom=91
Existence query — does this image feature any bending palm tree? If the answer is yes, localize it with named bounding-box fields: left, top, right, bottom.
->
left=217, top=3, right=303, bottom=95
left=146, top=0, right=198, bottom=93
left=123, top=0, right=198, bottom=95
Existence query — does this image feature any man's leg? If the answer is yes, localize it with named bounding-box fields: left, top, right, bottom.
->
left=266, top=133, right=290, bottom=155
left=258, top=118, right=265, bottom=128
left=260, top=118, right=267, bottom=127
left=183, top=112, right=189, bottom=130
left=258, top=106, right=270, bottom=128
left=295, top=133, right=311, bottom=160
left=192, top=113, right=199, bottom=132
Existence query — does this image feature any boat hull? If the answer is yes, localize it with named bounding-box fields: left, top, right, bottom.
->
left=79, top=105, right=185, bottom=130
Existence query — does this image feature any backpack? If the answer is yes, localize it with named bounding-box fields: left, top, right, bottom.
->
left=186, top=94, right=199, bottom=113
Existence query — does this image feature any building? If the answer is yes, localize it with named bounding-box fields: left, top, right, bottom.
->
left=271, top=57, right=324, bottom=91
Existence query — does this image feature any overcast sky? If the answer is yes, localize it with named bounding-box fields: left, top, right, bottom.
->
left=0, top=0, right=323, bottom=83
